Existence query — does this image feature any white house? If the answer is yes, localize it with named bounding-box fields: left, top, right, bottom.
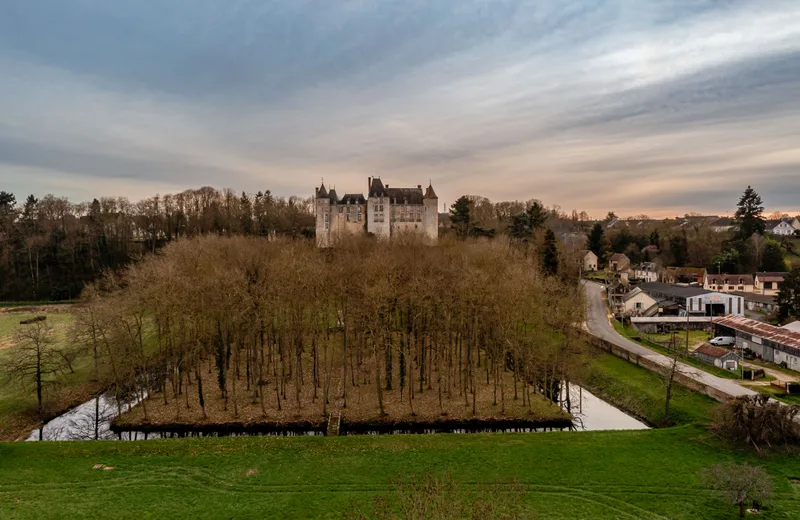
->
left=769, top=219, right=797, bottom=236
left=582, top=250, right=598, bottom=272
left=633, top=262, right=659, bottom=282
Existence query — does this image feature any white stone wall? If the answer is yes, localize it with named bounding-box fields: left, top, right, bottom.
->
left=423, top=198, right=438, bottom=241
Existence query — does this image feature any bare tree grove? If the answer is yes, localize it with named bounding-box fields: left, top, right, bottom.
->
left=73, top=235, right=588, bottom=427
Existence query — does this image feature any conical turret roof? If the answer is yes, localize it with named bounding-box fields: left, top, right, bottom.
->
left=316, top=182, right=328, bottom=199
left=424, top=182, right=437, bottom=199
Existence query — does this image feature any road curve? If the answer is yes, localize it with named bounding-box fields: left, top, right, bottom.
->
left=582, top=281, right=756, bottom=399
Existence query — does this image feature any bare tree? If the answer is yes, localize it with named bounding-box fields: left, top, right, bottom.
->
left=703, top=462, right=773, bottom=518
left=3, top=321, right=66, bottom=414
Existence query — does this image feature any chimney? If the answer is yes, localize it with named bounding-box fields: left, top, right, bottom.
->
left=368, top=177, right=371, bottom=192
left=386, top=184, right=389, bottom=188
left=417, top=184, right=421, bottom=189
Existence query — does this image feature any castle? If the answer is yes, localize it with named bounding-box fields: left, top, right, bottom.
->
left=314, top=177, right=439, bottom=247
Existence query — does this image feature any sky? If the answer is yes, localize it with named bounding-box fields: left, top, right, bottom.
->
left=1, top=0, right=800, bottom=218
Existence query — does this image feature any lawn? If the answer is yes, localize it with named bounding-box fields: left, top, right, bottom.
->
left=585, top=352, right=717, bottom=426
left=1, top=426, right=798, bottom=520
left=0, top=307, right=100, bottom=441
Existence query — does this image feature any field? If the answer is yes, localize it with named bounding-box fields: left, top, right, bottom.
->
left=1, top=426, right=799, bottom=519
left=0, top=307, right=100, bottom=441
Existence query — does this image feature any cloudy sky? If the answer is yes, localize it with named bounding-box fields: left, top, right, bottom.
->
left=2, top=1, right=799, bottom=217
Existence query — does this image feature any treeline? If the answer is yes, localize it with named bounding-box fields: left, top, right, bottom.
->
left=72, top=235, right=587, bottom=423
left=0, top=188, right=314, bottom=301
left=585, top=187, right=795, bottom=273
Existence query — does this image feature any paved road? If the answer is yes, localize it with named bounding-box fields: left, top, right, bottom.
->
left=582, top=281, right=756, bottom=399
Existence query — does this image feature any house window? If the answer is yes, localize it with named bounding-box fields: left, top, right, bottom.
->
left=635, top=302, right=643, bottom=310
left=738, top=286, right=744, bottom=291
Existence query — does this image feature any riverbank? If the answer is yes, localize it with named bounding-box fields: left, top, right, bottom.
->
left=2, top=426, right=798, bottom=519
left=0, top=307, right=103, bottom=441
left=585, top=351, right=717, bottom=426
left=112, top=357, right=572, bottom=434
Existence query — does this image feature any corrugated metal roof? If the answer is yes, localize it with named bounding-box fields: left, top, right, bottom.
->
left=714, top=315, right=800, bottom=350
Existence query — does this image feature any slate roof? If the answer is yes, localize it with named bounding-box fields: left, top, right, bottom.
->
left=730, top=292, right=776, bottom=305
left=424, top=183, right=437, bottom=199
left=316, top=183, right=328, bottom=199
left=640, top=282, right=710, bottom=299
left=340, top=193, right=366, bottom=204
left=385, top=187, right=424, bottom=204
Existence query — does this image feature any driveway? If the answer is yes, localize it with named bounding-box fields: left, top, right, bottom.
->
left=582, top=281, right=756, bottom=399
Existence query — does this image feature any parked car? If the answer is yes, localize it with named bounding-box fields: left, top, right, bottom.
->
left=709, top=336, right=735, bottom=346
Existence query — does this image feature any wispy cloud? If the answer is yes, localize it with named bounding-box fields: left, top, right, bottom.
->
left=1, top=0, right=799, bottom=216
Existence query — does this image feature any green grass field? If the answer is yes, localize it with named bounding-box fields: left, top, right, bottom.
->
left=1, top=426, right=798, bottom=519
left=0, top=308, right=100, bottom=441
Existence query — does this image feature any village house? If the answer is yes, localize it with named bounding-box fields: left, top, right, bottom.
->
left=715, top=315, right=800, bottom=371
left=754, top=272, right=788, bottom=296
left=632, top=262, right=659, bottom=282
left=608, top=253, right=631, bottom=273
left=315, top=178, right=438, bottom=247
left=581, top=250, right=598, bottom=272
left=693, top=344, right=740, bottom=371
left=610, top=287, right=659, bottom=317
left=703, top=273, right=755, bottom=294
left=766, top=218, right=799, bottom=236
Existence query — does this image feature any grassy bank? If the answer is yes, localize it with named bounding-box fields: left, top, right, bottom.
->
left=611, top=319, right=743, bottom=380
left=1, top=426, right=798, bottom=519
left=585, top=352, right=717, bottom=426
left=0, top=308, right=100, bottom=441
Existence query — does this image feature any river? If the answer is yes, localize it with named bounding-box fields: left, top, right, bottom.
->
left=26, top=383, right=647, bottom=441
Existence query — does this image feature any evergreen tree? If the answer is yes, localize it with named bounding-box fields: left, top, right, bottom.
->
left=711, top=249, right=742, bottom=274
left=733, top=186, right=765, bottom=241
left=669, top=234, right=689, bottom=267
left=587, top=223, right=605, bottom=263
left=649, top=230, right=660, bottom=247
left=508, top=201, right=547, bottom=240
left=541, top=229, right=559, bottom=276
left=449, top=196, right=471, bottom=239
left=760, top=240, right=787, bottom=272
left=776, top=268, right=800, bottom=323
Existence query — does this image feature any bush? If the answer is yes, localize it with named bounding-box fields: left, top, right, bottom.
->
left=711, top=395, right=799, bottom=451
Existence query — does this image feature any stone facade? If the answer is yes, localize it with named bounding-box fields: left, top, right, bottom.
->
left=315, top=177, right=438, bottom=247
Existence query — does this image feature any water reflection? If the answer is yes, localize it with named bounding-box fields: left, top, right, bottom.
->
left=28, top=385, right=647, bottom=441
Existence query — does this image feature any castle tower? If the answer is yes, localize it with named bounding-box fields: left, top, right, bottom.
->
left=315, top=182, right=331, bottom=247
left=423, top=182, right=439, bottom=241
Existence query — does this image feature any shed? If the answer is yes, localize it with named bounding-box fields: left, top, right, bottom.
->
left=693, top=344, right=740, bottom=371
